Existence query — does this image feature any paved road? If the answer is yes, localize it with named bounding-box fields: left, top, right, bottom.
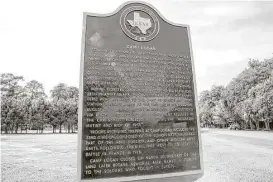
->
left=1, top=130, right=273, bottom=182
left=196, top=129, right=273, bottom=182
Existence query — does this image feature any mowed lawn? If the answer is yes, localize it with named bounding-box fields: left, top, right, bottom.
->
left=1, top=130, right=273, bottom=182
left=1, top=134, right=77, bottom=182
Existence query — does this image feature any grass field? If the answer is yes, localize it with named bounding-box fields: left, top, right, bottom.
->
left=1, top=130, right=273, bottom=182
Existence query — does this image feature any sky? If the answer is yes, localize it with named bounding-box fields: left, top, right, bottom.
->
left=1, top=0, right=273, bottom=95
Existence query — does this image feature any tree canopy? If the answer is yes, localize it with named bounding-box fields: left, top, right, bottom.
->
left=199, top=57, right=273, bottom=130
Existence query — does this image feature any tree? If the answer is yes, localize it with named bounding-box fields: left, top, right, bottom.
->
left=66, top=86, right=79, bottom=133
left=47, top=102, right=59, bottom=133
left=241, top=99, right=256, bottom=130
left=24, top=80, right=47, bottom=132
left=50, top=83, right=75, bottom=133
left=0, top=73, right=24, bottom=97
left=1, top=73, right=24, bottom=133
left=31, top=98, right=50, bottom=133
left=198, top=85, right=226, bottom=128
left=248, top=74, right=273, bottom=130
left=199, top=90, right=213, bottom=127
left=214, top=100, right=232, bottom=128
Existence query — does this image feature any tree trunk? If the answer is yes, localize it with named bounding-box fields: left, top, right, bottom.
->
left=264, top=121, right=270, bottom=131
left=255, top=122, right=259, bottom=130
left=40, top=124, right=43, bottom=133
left=15, top=125, right=18, bottom=134
left=249, top=121, right=255, bottom=130
left=59, top=124, right=62, bottom=133
left=243, top=122, right=247, bottom=130
left=5, top=125, right=8, bottom=134
left=10, top=124, right=14, bottom=133
left=72, top=125, right=74, bottom=133
left=68, top=125, right=71, bottom=133
left=53, top=126, right=55, bottom=133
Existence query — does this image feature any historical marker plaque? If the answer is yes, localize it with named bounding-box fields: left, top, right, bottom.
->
left=78, top=2, right=203, bottom=181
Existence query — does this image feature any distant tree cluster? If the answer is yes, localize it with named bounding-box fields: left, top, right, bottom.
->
left=199, top=57, right=273, bottom=130
left=1, top=73, right=78, bottom=134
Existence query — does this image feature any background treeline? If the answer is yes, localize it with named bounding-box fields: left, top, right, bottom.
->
left=1, top=57, right=273, bottom=133
left=199, top=57, right=273, bottom=130
left=1, top=73, right=78, bottom=134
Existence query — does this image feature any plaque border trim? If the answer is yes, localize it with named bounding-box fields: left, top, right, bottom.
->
left=78, top=1, right=204, bottom=182
left=77, top=5, right=87, bottom=182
